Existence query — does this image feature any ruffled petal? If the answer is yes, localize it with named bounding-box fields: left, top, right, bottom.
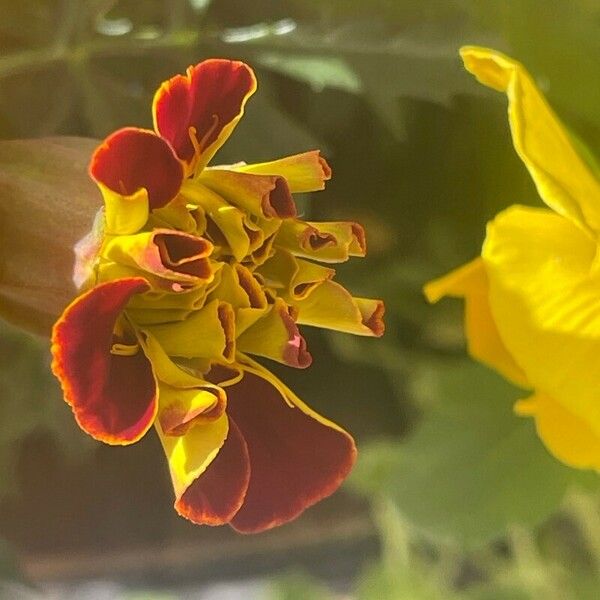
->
left=197, top=170, right=297, bottom=219
left=90, top=128, right=184, bottom=233
left=153, top=59, right=257, bottom=172
left=101, top=229, right=214, bottom=285
left=257, top=249, right=335, bottom=301
left=157, top=414, right=250, bottom=525
left=483, top=205, right=600, bottom=437
left=234, top=150, right=331, bottom=193
left=461, top=46, right=600, bottom=236
left=515, top=393, right=600, bottom=470
left=181, top=182, right=264, bottom=262
left=275, top=220, right=366, bottom=263
left=237, top=297, right=312, bottom=368
left=51, top=278, right=158, bottom=444
left=424, top=258, right=529, bottom=388
left=221, top=357, right=357, bottom=533
left=293, top=280, right=384, bottom=337
left=147, top=299, right=235, bottom=361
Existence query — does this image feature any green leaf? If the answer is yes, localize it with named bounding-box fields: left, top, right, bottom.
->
left=350, top=359, right=600, bottom=548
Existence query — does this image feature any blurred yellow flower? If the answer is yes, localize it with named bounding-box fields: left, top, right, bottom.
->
left=425, top=46, right=600, bottom=470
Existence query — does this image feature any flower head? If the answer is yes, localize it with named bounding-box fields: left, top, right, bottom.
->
left=51, top=58, right=384, bottom=532
left=426, top=47, right=600, bottom=470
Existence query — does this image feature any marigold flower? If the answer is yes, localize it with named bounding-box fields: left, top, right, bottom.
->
left=426, top=46, right=600, bottom=470
left=50, top=59, right=384, bottom=532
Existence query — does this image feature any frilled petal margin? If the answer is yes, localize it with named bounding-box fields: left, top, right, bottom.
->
left=224, top=358, right=357, bottom=533
left=153, top=59, right=257, bottom=172
left=424, top=258, right=529, bottom=388
left=515, top=393, right=600, bottom=470
left=51, top=278, right=158, bottom=445
left=483, top=205, right=600, bottom=439
left=461, top=46, right=600, bottom=236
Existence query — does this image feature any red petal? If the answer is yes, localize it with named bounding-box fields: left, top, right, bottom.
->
left=153, top=59, right=256, bottom=167
left=51, top=278, right=158, bottom=445
left=175, top=418, right=250, bottom=525
left=90, top=127, right=183, bottom=209
left=226, top=371, right=357, bottom=533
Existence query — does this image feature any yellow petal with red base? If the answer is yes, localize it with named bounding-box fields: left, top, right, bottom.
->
left=424, top=258, right=529, bottom=388
left=235, top=150, right=332, bottom=193
left=153, top=59, right=257, bottom=173
left=461, top=46, right=600, bottom=236
left=51, top=278, right=158, bottom=445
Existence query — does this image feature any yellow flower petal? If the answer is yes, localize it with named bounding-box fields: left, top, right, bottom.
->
left=515, top=393, right=600, bottom=470
left=483, top=204, right=600, bottom=435
left=275, top=220, right=366, bottom=263
left=461, top=46, right=600, bottom=235
left=100, top=184, right=149, bottom=236
left=156, top=413, right=229, bottom=498
left=257, top=249, right=335, bottom=301
left=198, top=169, right=296, bottom=219
left=237, top=297, right=312, bottom=368
left=293, top=280, right=384, bottom=337
left=234, top=150, right=331, bottom=193
left=147, top=299, right=235, bottom=361
left=424, top=258, right=529, bottom=388
left=181, top=182, right=264, bottom=262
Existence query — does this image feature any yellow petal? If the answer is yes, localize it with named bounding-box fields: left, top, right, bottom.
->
left=483, top=205, right=600, bottom=436
left=424, top=258, right=529, bottom=388
left=293, top=280, right=384, bottom=337
left=234, top=150, right=331, bottom=193
left=461, top=46, right=600, bottom=235
left=158, top=383, right=225, bottom=436
left=156, top=413, right=229, bottom=498
left=100, top=183, right=149, bottom=235
left=198, top=169, right=296, bottom=219
left=237, top=297, right=312, bottom=368
left=515, top=393, right=600, bottom=470
left=257, top=249, right=335, bottom=301
left=147, top=299, right=235, bottom=361
left=181, top=182, right=264, bottom=261
left=275, top=220, right=366, bottom=263
left=101, top=230, right=213, bottom=284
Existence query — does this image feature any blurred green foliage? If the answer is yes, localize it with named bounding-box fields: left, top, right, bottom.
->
left=2, top=0, right=600, bottom=597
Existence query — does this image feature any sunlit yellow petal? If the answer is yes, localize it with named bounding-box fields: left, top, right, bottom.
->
left=483, top=204, right=600, bottom=435
left=293, top=279, right=384, bottom=337
left=275, top=220, right=366, bottom=263
left=424, top=258, right=529, bottom=388
left=99, top=183, right=149, bottom=235
left=147, top=299, right=235, bottom=361
left=234, top=150, right=331, bottom=193
left=515, top=393, right=600, bottom=470
left=156, top=414, right=229, bottom=498
left=461, top=46, right=600, bottom=235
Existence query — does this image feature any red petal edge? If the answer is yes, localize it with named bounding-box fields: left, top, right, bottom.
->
left=90, top=127, right=183, bottom=209
left=175, top=418, right=250, bottom=525
left=153, top=59, right=257, bottom=164
left=51, top=278, right=158, bottom=445
left=225, top=370, right=357, bottom=533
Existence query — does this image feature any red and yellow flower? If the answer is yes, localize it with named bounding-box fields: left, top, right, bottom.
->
left=51, top=59, right=384, bottom=532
